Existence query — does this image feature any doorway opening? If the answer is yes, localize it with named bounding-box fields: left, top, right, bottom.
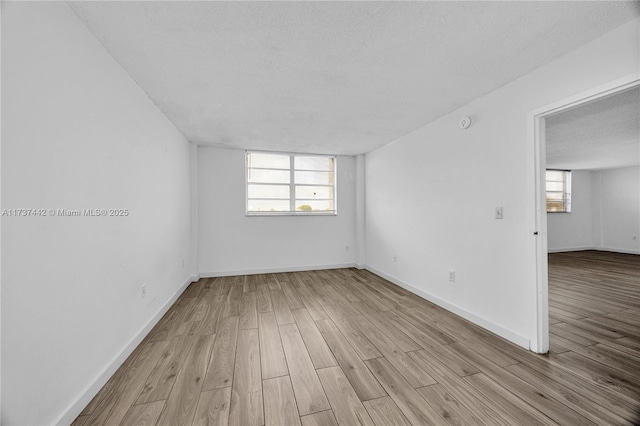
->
left=528, top=74, right=639, bottom=354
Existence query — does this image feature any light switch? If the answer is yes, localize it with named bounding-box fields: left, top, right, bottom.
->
left=495, top=207, right=504, bottom=219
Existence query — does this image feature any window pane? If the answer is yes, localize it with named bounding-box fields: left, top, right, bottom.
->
left=546, top=181, right=564, bottom=191
left=247, top=199, right=290, bottom=212
left=248, top=184, right=289, bottom=199
left=547, top=201, right=565, bottom=212
left=248, top=152, right=290, bottom=169
left=546, top=170, right=564, bottom=181
left=295, top=171, right=334, bottom=185
left=546, top=192, right=564, bottom=202
left=247, top=151, right=337, bottom=215
left=248, top=169, right=290, bottom=184
left=295, top=186, right=333, bottom=199
left=546, top=170, right=571, bottom=213
left=295, top=199, right=335, bottom=212
left=295, top=156, right=334, bottom=171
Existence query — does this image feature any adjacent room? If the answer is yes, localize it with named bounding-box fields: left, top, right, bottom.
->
left=545, top=87, right=640, bottom=363
left=2, top=1, right=639, bottom=425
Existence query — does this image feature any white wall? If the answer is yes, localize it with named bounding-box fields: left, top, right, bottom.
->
left=0, top=4, right=3, bottom=420
left=355, top=154, right=367, bottom=267
left=1, top=3, right=193, bottom=425
left=548, top=166, right=640, bottom=254
left=547, top=170, right=593, bottom=251
left=594, top=166, right=640, bottom=253
left=365, top=19, right=639, bottom=349
left=190, top=142, right=200, bottom=276
left=198, top=147, right=356, bottom=275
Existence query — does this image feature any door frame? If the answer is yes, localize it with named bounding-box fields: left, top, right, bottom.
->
left=527, top=73, right=639, bottom=354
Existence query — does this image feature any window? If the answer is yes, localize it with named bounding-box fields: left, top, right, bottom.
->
left=246, top=151, right=336, bottom=215
left=546, top=170, right=571, bottom=213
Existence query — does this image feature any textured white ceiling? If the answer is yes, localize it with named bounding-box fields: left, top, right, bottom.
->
left=68, top=1, right=639, bottom=155
left=546, top=87, right=640, bottom=171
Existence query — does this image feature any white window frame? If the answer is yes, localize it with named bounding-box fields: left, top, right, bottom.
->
left=246, top=150, right=337, bottom=216
left=545, top=169, right=572, bottom=213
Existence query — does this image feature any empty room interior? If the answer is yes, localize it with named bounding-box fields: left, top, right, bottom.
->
left=2, top=1, right=640, bottom=425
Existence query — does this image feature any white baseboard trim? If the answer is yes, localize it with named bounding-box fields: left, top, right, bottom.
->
left=200, top=263, right=356, bottom=278
left=547, top=246, right=595, bottom=253
left=55, top=275, right=197, bottom=426
left=548, top=246, right=640, bottom=255
left=596, top=247, right=640, bottom=255
left=597, top=248, right=640, bottom=254
left=365, top=266, right=530, bottom=350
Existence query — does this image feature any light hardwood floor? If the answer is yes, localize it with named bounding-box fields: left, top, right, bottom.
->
left=74, top=251, right=640, bottom=425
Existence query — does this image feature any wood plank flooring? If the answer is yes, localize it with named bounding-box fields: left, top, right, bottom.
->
left=74, top=251, right=640, bottom=425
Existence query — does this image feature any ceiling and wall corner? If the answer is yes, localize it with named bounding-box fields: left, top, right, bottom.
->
left=67, top=1, right=639, bottom=155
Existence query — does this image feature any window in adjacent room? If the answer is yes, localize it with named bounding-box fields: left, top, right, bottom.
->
left=246, top=151, right=336, bottom=215
left=546, top=169, right=571, bottom=213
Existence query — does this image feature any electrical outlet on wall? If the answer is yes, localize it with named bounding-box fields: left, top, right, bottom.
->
left=393, top=255, right=398, bottom=263
left=141, top=284, right=147, bottom=298
left=449, top=271, right=456, bottom=282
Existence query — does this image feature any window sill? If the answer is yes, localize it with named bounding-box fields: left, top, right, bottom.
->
left=246, top=212, right=337, bottom=217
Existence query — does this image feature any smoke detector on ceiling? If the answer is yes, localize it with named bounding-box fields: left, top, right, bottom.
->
left=459, top=116, right=472, bottom=129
